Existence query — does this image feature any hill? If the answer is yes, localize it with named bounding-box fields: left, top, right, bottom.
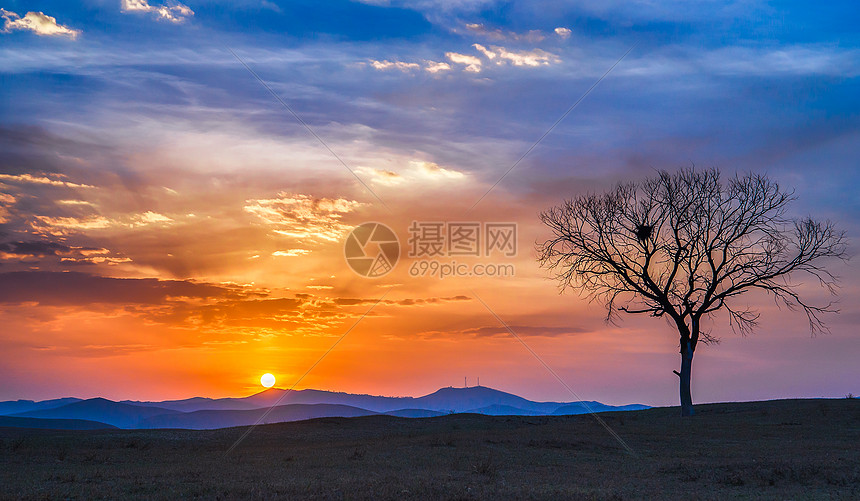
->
left=0, top=398, right=856, bottom=499
left=2, top=387, right=650, bottom=429
left=0, top=415, right=116, bottom=430
left=124, top=388, right=419, bottom=413
left=137, top=403, right=379, bottom=430
left=120, top=385, right=639, bottom=415
left=0, top=398, right=82, bottom=415
left=411, top=386, right=564, bottom=413
left=11, top=398, right=180, bottom=429
left=552, top=402, right=650, bottom=415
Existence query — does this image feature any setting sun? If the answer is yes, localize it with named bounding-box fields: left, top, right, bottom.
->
left=260, top=373, right=276, bottom=388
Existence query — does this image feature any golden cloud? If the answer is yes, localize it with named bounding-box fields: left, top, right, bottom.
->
left=244, top=193, right=364, bottom=242
left=0, top=173, right=94, bottom=189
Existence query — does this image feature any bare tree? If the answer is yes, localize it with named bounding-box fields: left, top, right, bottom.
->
left=538, top=168, right=846, bottom=416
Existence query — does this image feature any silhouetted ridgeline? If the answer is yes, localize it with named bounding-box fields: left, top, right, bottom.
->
left=0, top=386, right=647, bottom=430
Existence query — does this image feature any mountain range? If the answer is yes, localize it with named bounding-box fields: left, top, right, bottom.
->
left=0, top=386, right=648, bottom=430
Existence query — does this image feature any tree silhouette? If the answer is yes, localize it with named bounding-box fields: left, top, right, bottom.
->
left=538, top=168, right=846, bottom=416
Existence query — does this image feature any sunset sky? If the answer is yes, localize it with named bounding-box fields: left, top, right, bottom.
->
left=1, top=0, right=858, bottom=406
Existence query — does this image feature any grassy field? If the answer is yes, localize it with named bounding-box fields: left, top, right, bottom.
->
left=1, top=398, right=858, bottom=500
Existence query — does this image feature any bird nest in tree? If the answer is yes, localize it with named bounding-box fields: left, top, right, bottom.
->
left=635, top=224, right=653, bottom=242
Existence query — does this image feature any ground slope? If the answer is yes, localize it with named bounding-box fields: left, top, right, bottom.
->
left=0, top=398, right=857, bottom=500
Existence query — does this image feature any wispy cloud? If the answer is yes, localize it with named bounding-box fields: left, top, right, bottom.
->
left=0, top=270, right=474, bottom=340
left=473, top=44, right=560, bottom=66
left=0, top=9, right=80, bottom=39
left=272, top=249, right=311, bottom=257
left=425, top=60, right=452, bottom=73
left=355, top=167, right=404, bottom=186
left=244, top=193, right=364, bottom=242
left=446, top=51, right=483, bottom=72
left=369, top=59, right=452, bottom=74
left=443, top=43, right=560, bottom=73
left=356, top=160, right=466, bottom=186
left=33, top=215, right=112, bottom=231
left=620, top=46, right=860, bottom=78
left=419, top=324, right=587, bottom=339
left=414, top=161, right=465, bottom=179
left=129, top=211, right=173, bottom=227
left=30, top=212, right=174, bottom=235
left=0, top=241, right=129, bottom=267
left=0, top=192, right=14, bottom=224
left=370, top=59, right=421, bottom=71
left=462, top=23, right=545, bottom=42
left=554, top=27, right=571, bottom=39
left=121, top=0, right=194, bottom=23
left=0, top=173, right=94, bottom=189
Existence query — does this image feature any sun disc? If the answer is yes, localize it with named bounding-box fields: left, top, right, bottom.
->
left=260, top=373, right=276, bottom=388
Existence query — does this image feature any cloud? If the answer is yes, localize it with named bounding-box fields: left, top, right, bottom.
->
left=0, top=9, right=80, bottom=39
left=444, top=44, right=561, bottom=73
left=244, top=193, right=364, bottom=242
left=260, top=0, right=283, bottom=13
left=33, top=215, right=112, bottom=231
left=0, top=173, right=95, bottom=189
left=473, top=44, right=561, bottom=66
left=30, top=211, right=173, bottom=235
left=56, top=199, right=96, bottom=207
left=420, top=324, right=587, bottom=338
left=272, top=249, right=311, bottom=257
left=425, top=61, right=452, bottom=73
left=121, top=0, right=194, bottom=23
left=370, top=59, right=421, bottom=71
left=0, top=192, right=14, bottom=224
left=445, top=51, right=482, bottom=72
left=356, top=161, right=466, bottom=186
left=129, top=211, right=172, bottom=227
left=369, top=59, right=452, bottom=74
left=413, top=161, right=465, bottom=180
left=0, top=271, right=476, bottom=340
left=0, top=240, right=131, bottom=267
left=0, top=271, right=239, bottom=306
left=463, top=23, right=545, bottom=42
left=355, top=167, right=403, bottom=186
left=554, top=27, right=571, bottom=39
left=333, top=295, right=471, bottom=306
left=0, top=241, right=73, bottom=259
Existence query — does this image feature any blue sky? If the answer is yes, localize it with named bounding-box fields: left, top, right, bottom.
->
left=3, top=1, right=858, bottom=210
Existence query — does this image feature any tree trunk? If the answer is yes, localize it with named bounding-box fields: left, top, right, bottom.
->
left=679, top=341, right=694, bottom=417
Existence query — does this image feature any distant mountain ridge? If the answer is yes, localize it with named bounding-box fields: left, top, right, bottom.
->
left=10, top=398, right=180, bottom=428
left=0, top=415, right=116, bottom=430
left=0, top=397, right=83, bottom=415
left=0, top=386, right=649, bottom=430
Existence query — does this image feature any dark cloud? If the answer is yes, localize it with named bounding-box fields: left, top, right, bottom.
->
left=0, top=240, right=71, bottom=256
left=0, top=271, right=244, bottom=306
left=0, top=125, right=109, bottom=178
left=419, top=324, right=587, bottom=338
left=0, top=270, right=474, bottom=337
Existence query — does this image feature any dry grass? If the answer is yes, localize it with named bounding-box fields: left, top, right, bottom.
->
left=1, top=398, right=858, bottom=500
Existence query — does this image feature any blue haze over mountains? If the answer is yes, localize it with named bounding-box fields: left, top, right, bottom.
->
left=0, top=386, right=647, bottom=430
